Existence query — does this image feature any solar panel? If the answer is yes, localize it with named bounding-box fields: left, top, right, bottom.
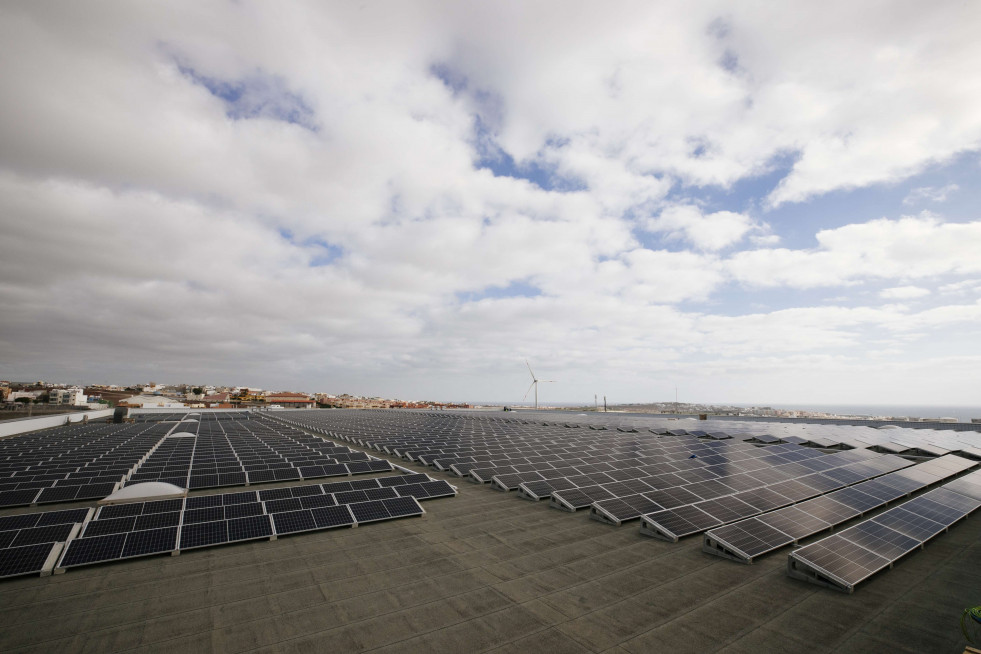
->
left=60, top=533, right=127, bottom=567
left=179, top=521, right=228, bottom=549
left=900, top=495, right=968, bottom=526
left=696, top=496, right=758, bottom=524
left=35, top=508, right=90, bottom=527
left=310, top=505, right=355, bottom=529
left=0, top=489, right=42, bottom=507
left=703, top=519, right=794, bottom=562
left=183, top=507, right=224, bottom=524
left=122, top=527, right=178, bottom=557
left=349, top=500, right=391, bottom=524
left=640, top=505, right=722, bottom=542
left=221, top=491, right=258, bottom=505
left=12, top=523, right=74, bottom=547
left=85, top=517, right=137, bottom=537
left=836, top=521, right=919, bottom=560
left=224, top=502, right=264, bottom=519
left=419, top=480, right=456, bottom=498
left=272, top=510, right=317, bottom=534
left=227, top=516, right=273, bottom=542
left=134, top=512, right=181, bottom=530
left=98, top=503, right=144, bottom=519
left=144, top=499, right=183, bottom=514
left=797, top=496, right=859, bottom=526
left=186, top=495, right=223, bottom=510
left=35, top=486, right=81, bottom=503
left=0, top=513, right=42, bottom=532
left=264, top=498, right=303, bottom=514
left=756, top=506, right=831, bottom=541
left=871, top=507, right=946, bottom=541
left=828, top=486, right=884, bottom=513
left=789, top=535, right=889, bottom=590
left=0, top=543, right=57, bottom=578
left=334, top=490, right=370, bottom=504
left=289, top=485, right=323, bottom=498
left=382, top=496, right=424, bottom=518
left=731, top=487, right=792, bottom=512
left=944, top=477, right=981, bottom=501
left=299, top=494, right=337, bottom=509
left=923, top=487, right=981, bottom=513
left=258, top=488, right=293, bottom=502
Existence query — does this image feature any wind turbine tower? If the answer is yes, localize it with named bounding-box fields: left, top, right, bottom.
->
left=523, top=360, right=555, bottom=410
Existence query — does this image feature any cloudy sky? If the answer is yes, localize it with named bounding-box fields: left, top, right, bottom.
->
left=2, top=2, right=980, bottom=406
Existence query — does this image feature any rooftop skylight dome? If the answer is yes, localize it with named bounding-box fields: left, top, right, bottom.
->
left=98, top=482, right=186, bottom=505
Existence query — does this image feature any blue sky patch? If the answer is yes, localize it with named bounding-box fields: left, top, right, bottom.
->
left=457, top=279, right=543, bottom=303
left=179, top=63, right=317, bottom=130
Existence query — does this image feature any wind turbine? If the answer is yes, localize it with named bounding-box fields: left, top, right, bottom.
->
left=523, top=360, right=555, bottom=409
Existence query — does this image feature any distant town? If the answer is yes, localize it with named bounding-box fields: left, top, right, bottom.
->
left=1, top=379, right=977, bottom=424
left=0, top=379, right=473, bottom=419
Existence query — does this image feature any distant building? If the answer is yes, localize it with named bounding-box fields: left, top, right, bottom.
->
left=264, top=392, right=315, bottom=409
left=49, top=387, right=87, bottom=406
left=118, top=395, right=187, bottom=408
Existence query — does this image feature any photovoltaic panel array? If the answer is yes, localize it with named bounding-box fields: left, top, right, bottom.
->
left=787, top=467, right=981, bottom=592
left=0, top=413, right=397, bottom=512
left=638, top=451, right=923, bottom=542
left=0, top=422, right=172, bottom=508
left=593, top=448, right=905, bottom=527
left=270, top=410, right=854, bottom=522
left=267, top=409, right=981, bottom=550
left=0, top=508, right=91, bottom=578
left=125, top=414, right=394, bottom=491
left=50, top=472, right=449, bottom=574
left=701, top=454, right=977, bottom=562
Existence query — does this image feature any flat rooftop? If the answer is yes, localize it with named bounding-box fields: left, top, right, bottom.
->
left=0, top=419, right=979, bottom=653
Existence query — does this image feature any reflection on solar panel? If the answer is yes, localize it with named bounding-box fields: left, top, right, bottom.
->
left=702, top=455, right=977, bottom=564
left=787, top=469, right=981, bottom=592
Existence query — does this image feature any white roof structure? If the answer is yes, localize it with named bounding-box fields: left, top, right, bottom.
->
left=98, top=481, right=186, bottom=505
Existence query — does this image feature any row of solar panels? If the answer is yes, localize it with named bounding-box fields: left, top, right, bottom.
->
left=300, top=408, right=981, bottom=471
left=786, top=468, right=981, bottom=592
left=344, top=415, right=961, bottom=549
left=274, top=410, right=981, bottom=593
left=590, top=449, right=914, bottom=526
left=273, top=413, right=882, bottom=519
left=121, top=416, right=394, bottom=490
left=0, top=473, right=456, bottom=580
left=331, top=418, right=886, bottom=525
left=0, top=423, right=170, bottom=507
left=646, top=453, right=974, bottom=545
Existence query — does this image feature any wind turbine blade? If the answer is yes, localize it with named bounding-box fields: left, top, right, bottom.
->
left=525, top=359, right=536, bottom=381
left=522, top=380, right=536, bottom=401
left=539, top=380, right=556, bottom=383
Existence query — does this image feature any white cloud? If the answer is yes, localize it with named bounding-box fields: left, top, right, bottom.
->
left=644, top=205, right=759, bottom=251
left=903, top=183, right=960, bottom=205
left=879, top=286, right=930, bottom=300
left=728, top=214, right=981, bottom=288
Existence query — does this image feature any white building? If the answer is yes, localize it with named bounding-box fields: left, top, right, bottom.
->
left=120, top=395, right=187, bottom=408
left=49, top=387, right=88, bottom=406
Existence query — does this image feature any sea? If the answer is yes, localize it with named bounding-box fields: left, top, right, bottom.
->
left=474, top=402, right=981, bottom=423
